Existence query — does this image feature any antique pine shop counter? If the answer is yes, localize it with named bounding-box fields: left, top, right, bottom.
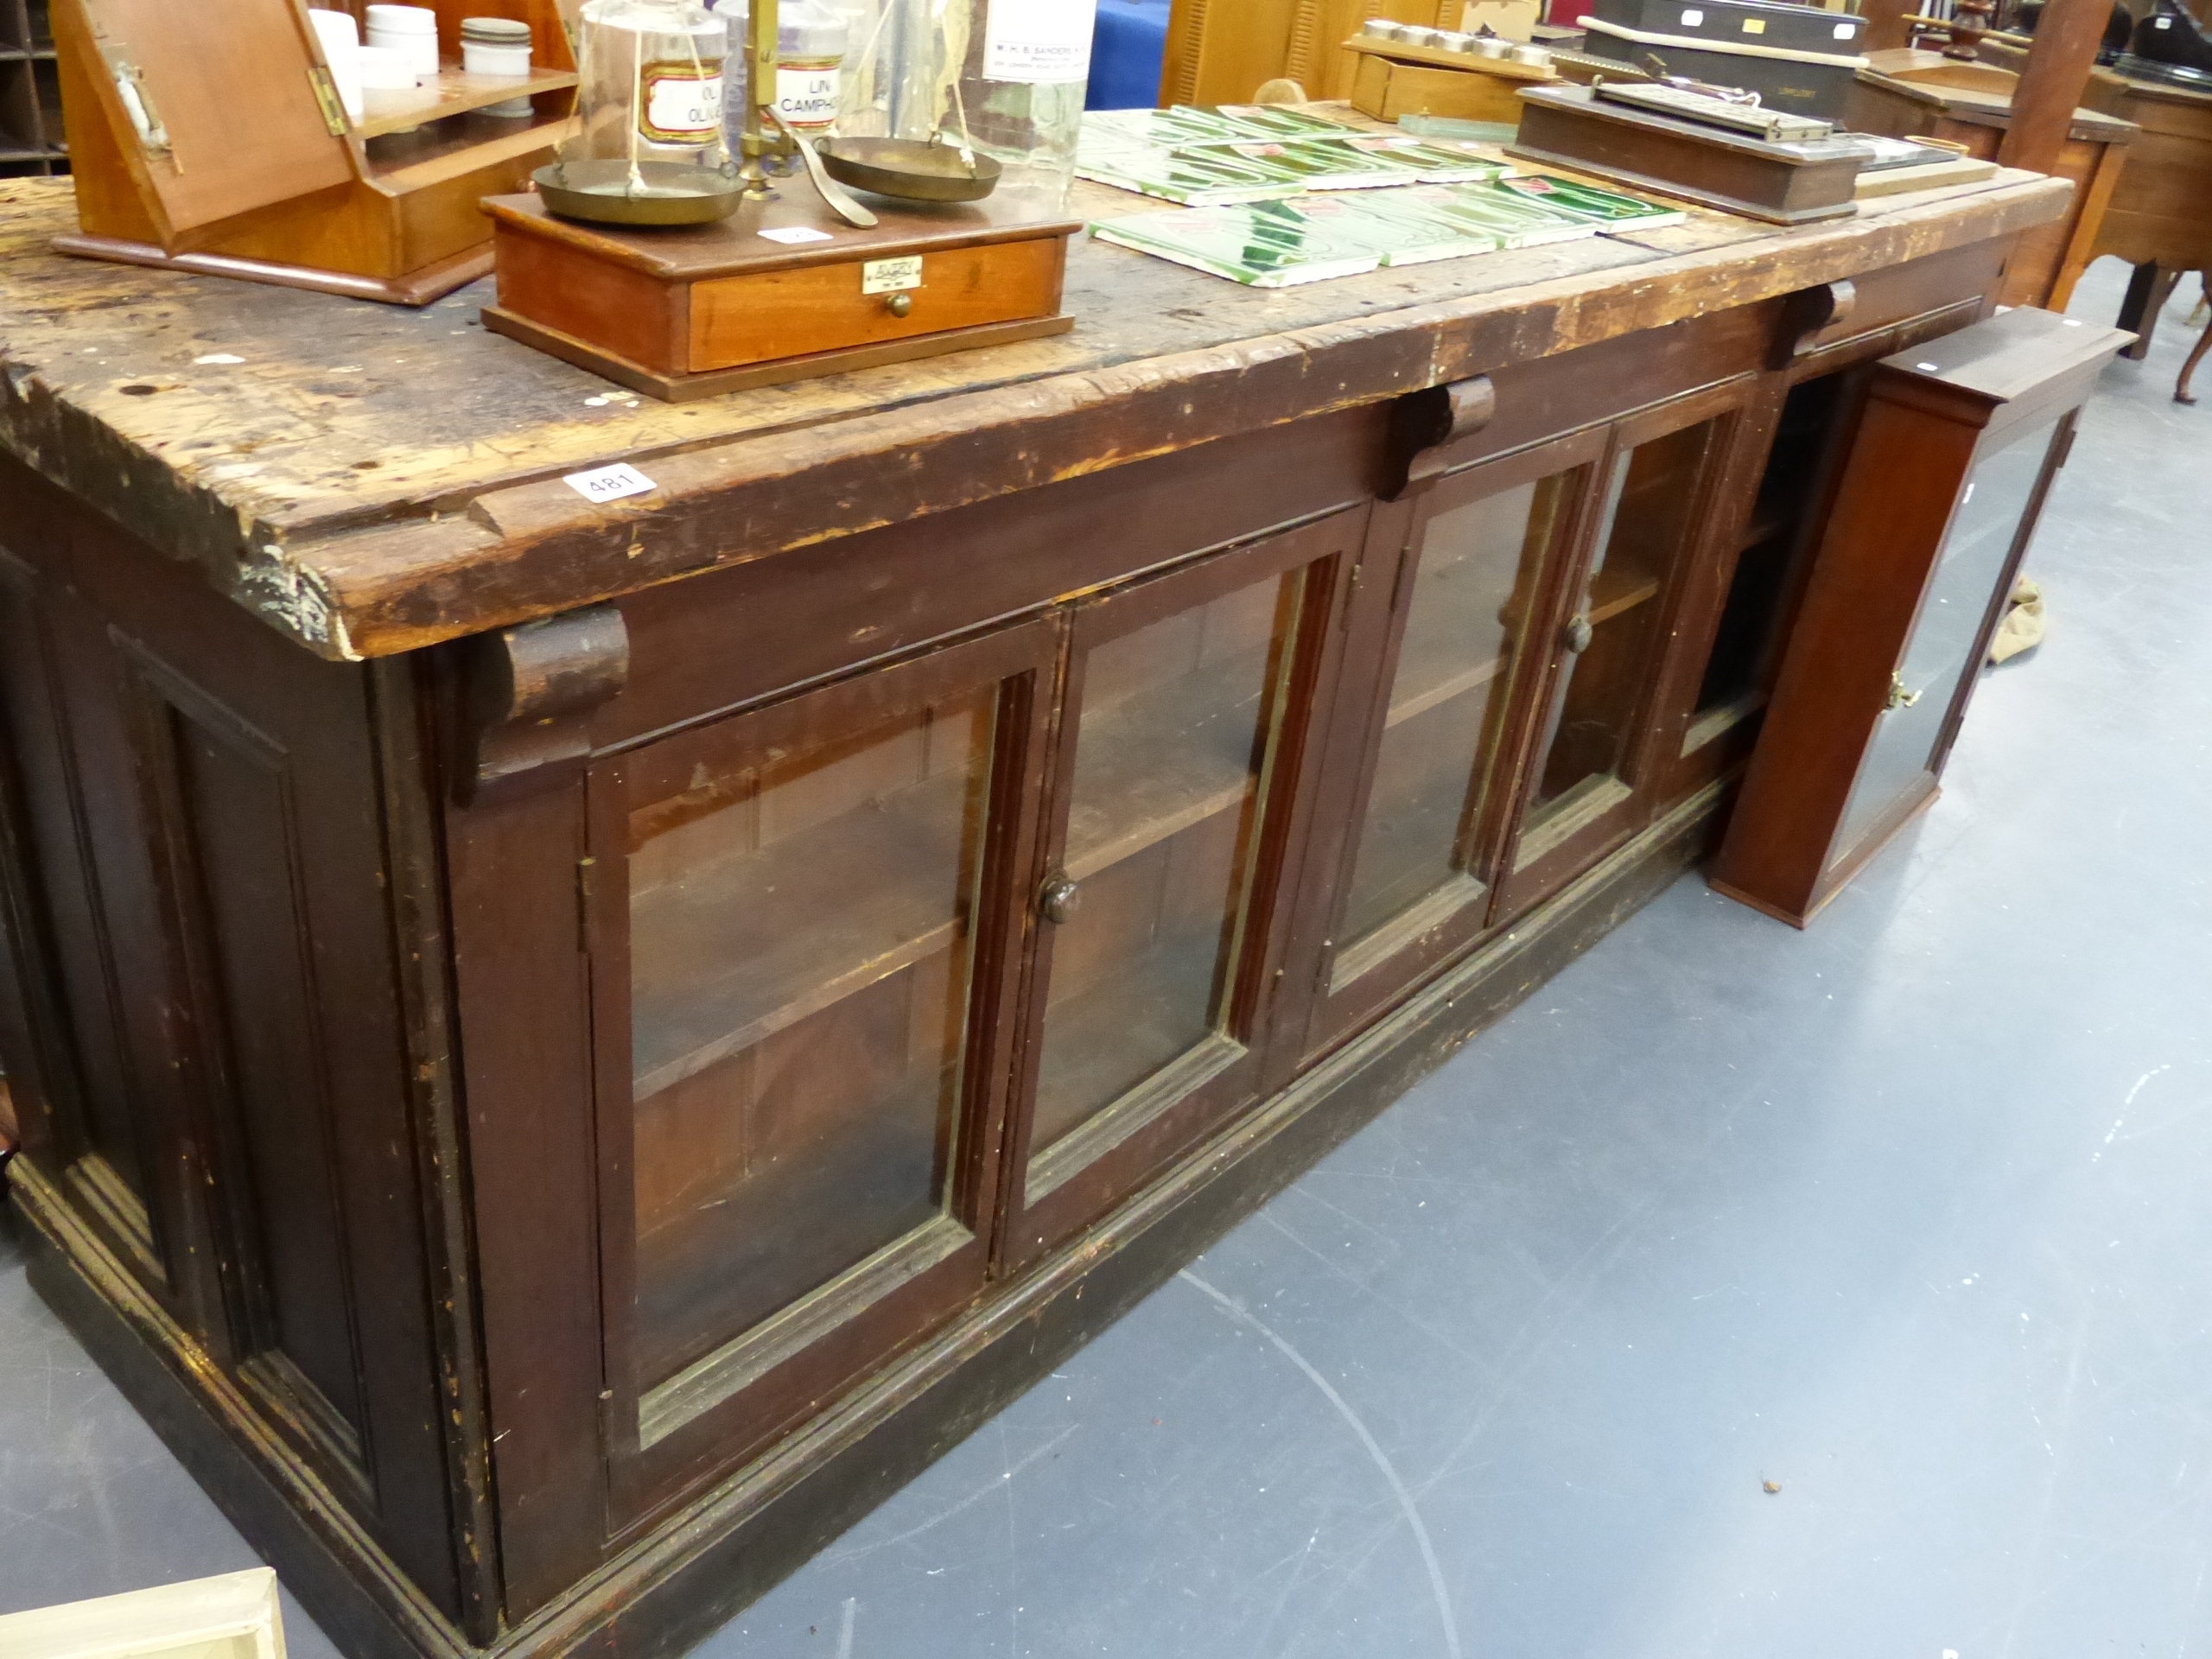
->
left=0, top=155, right=2066, bottom=1659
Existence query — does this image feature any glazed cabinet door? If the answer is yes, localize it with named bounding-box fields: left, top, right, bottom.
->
left=1295, top=429, right=1608, bottom=1058
left=998, top=511, right=1360, bottom=1269
left=590, top=619, right=1058, bottom=1507
left=1490, top=381, right=1749, bottom=917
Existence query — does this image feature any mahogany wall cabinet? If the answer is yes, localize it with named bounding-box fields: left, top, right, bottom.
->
left=0, top=183, right=2069, bottom=1659
left=1710, top=307, right=2131, bottom=927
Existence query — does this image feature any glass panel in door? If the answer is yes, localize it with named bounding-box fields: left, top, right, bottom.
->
left=1027, top=573, right=1302, bottom=1182
left=1520, top=418, right=1718, bottom=856
left=1332, top=468, right=1578, bottom=985
left=1834, top=415, right=2062, bottom=855
left=626, top=690, right=995, bottom=1395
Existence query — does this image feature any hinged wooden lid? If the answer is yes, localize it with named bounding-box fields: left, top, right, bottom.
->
left=59, top=0, right=356, bottom=246
left=1875, top=305, right=2134, bottom=429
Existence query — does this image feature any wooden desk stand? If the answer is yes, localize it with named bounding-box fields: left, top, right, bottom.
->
left=50, top=0, right=577, bottom=306
left=480, top=190, right=1081, bottom=401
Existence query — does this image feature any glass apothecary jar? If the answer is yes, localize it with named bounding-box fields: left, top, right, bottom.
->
left=838, top=0, right=1092, bottom=210
left=572, top=0, right=731, bottom=165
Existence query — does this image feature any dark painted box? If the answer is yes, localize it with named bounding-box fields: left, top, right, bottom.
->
left=1580, top=0, right=1866, bottom=117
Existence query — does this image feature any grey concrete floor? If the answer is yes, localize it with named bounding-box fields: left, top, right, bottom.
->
left=5, top=255, right=2210, bottom=1659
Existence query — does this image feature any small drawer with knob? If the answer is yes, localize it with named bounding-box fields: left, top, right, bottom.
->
left=481, top=192, right=1081, bottom=401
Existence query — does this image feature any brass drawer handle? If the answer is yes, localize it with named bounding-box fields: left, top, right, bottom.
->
left=1039, top=873, right=1081, bottom=925
left=884, top=292, right=913, bottom=318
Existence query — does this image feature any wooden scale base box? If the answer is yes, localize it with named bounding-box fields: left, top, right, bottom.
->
left=481, top=188, right=1081, bottom=401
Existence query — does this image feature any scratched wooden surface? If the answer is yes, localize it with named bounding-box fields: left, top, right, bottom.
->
left=0, top=130, right=2070, bottom=659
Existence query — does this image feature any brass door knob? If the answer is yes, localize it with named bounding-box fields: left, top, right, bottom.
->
left=1562, top=613, right=1594, bottom=654
left=884, top=292, right=913, bottom=318
left=1039, top=873, right=1081, bottom=925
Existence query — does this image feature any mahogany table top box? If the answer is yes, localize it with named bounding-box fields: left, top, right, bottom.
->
left=49, top=0, right=579, bottom=306
left=480, top=189, right=1081, bottom=401
left=1510, top=83, right=1869, bottom=223
left=0, top=158, right=2072, bottom=1659
left=1709, top=307, right=2132, bottom=927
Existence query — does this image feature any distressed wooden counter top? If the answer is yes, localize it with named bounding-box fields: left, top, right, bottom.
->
left=0, top=162, right=2069, bottom=661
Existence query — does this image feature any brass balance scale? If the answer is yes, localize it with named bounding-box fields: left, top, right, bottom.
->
left=480, top=0, right=1080, bottom=400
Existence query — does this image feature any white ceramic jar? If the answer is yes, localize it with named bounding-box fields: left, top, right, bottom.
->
left=461, top=16, right=536, bottom=113
left=365, top=4, right=441, bottom=78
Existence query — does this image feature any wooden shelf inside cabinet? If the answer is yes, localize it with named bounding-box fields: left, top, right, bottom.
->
left=353, top=62, right=577, bottom=139
left=1062, top=649, right=1268, bottom=883
left=1587, top=567, right=1661, bottom=626
left=631, top=770, right=969, bottom=1099
left=49, top=0, right=576, bottom=304
left=1711, top=307, right=2131, bottom=927
left=1384, top=642, right=1504, bottom=730
left=1732, top=504, right=1790, bottom=555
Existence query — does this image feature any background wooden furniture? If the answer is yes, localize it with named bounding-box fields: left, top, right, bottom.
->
left=1711, top=307, right=2129, bottom=925
left=49, top=0, right=577, bottom=303
left=1846, top=48, right=2135, bottom=304
left=1162, top=0, right=1466, bottom=105
left=0, top=160, right=2068, bottom=1659
left=2075, top=66, right=2212, bottom=354
left=0, top=0, right=65, bottom=177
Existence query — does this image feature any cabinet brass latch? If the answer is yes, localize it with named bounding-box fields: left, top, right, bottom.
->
left=1885, top=673, right=1922, bottom=710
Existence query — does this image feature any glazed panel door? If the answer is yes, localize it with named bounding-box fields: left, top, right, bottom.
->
left=997, top=510, right=1362, bottom=1270
left=1295, top=428, right=1610, bottom=1059
left=1491, top=383, right=1748, bottom=918
left=1833, top=410, right=2069, bottom=858
left=589, top=618, right=1058, bottom=1508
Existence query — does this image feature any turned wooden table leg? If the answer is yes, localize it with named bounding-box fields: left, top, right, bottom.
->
left=2120, top=262, right=2183, bottom=361
left=2177, top=306, right=2212, bottom=405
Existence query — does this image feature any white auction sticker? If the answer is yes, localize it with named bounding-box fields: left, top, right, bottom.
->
left=563, top=463, right=658, bottom=505
left=760, top=225, right=836, bottom=245
left=983, top=0, right=1092, bottom=84
left=861, top=255, right=924, bottom=295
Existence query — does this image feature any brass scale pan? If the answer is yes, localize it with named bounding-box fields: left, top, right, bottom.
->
left=536, top=139, right=1000, bottom=227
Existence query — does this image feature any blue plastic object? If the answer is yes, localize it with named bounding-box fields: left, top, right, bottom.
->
left=1086, top=0, right=1170, bottom=110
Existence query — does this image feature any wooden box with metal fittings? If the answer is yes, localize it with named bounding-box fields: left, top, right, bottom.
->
left=479, top=188, right=1081, bottom=400
left=1709, top=306, right=2131, bottom=927
left=47, top=0, right=580, bottom=305
left=478, top=0, right=1077, bottom=400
